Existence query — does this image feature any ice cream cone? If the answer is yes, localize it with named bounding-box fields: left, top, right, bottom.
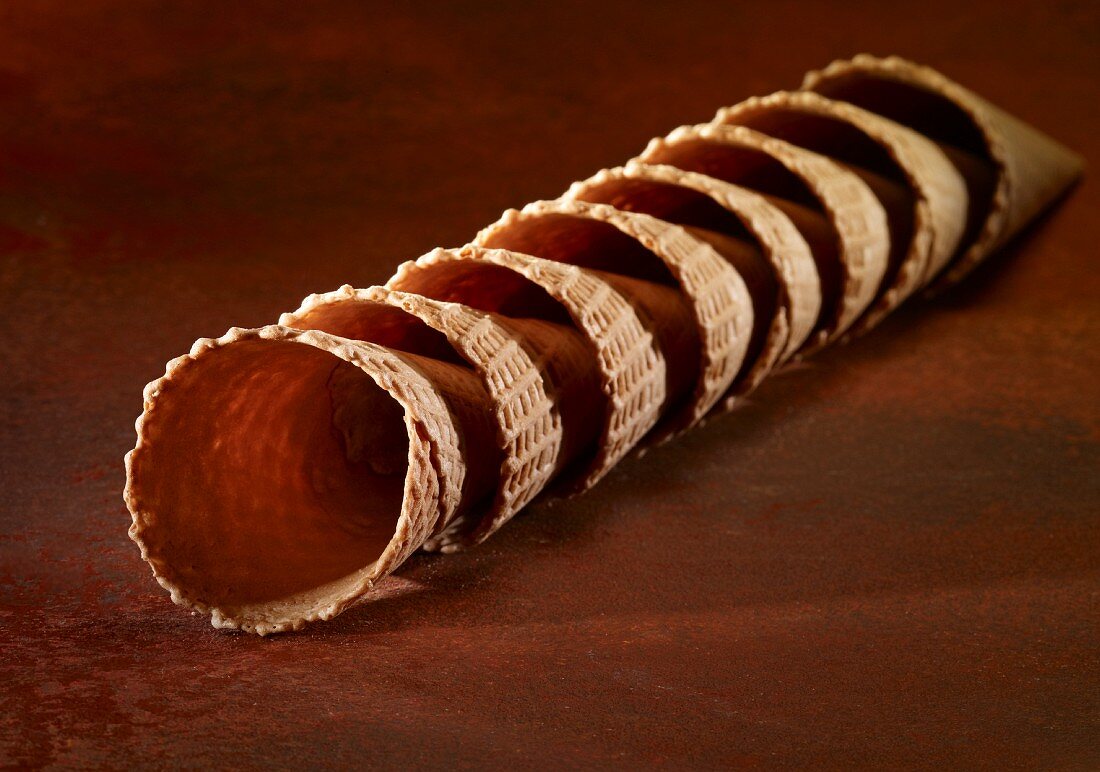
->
left=802, top=54, right=1085, bottom=288
left=125, top=325, right=470, bottom=634
left=402, top=245, right=667, bottom=492
left=282, top=282, right=568, bottom=550
left=124, top=54, right=1084, bottom=635
left=637, top=124, right=890, bottom=353
left=475, top=198, right=753, bottom=433
left=714, top=90, right=968, bottom=332
left=565, top=162, right=822, bottom=403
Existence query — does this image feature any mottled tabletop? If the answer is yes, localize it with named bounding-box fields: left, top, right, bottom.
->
left=2, top=1, right=1097, bottom=768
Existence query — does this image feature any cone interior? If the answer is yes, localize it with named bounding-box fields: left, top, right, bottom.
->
left=481, top=212, right=679, bottom=285
left=288, top=299, right=465, bottom=365
left=642, top=138, right=844, bottom=338
left=286, top=299, right=503, bottom=520
left=570, top=176, right=777, bottom=386
left=128, top=339, right=412, bottom=617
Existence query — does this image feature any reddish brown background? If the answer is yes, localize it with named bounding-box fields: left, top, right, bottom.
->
left=1, top=1, right=1097, bottom=768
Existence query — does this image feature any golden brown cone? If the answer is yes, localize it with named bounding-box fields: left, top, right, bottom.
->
left=565, top=162, right=822, bottom=403
left=124, top=55, right=1083, bottom=635
left=125, top=325, right=466, bottom=634
left=802, top=54, right=1085, bottom=287
left=475, top=198, right=753, bottom=433
left=384, top=255, right=607, bottom=492
left=637, top=124, right=890, bottom=353
left=403, top=245, right=667, bottom=492
left=714, top=90, right=968, bottom=332
left=282, top=282, right=567, bottom=550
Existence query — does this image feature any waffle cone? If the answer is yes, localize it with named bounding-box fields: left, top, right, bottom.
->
left=714, top=90, right=968, bottom=332
left=282, top=281, right=563, bottom=550
left=564, top=167, right=789, bottom=404
left=566, top=162, right=822, bottom=396
left=125, top=325, right=467, bottom=634
left=802, top=54, right=1085, bottom=288
left=124, top=54, right=1083, bottom=635
left=638, top=124, right=890, bottom=352
left=425, top=245, right=667, bottom=491
left=476, top=198, right=753, bottom=432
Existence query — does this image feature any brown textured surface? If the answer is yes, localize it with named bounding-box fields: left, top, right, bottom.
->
left=1, top=1, right=1097, bottom=768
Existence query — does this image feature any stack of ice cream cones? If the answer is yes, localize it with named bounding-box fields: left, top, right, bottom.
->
left=124, top=55, right=1083, bottom=634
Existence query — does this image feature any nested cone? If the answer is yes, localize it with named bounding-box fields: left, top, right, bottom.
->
left=802, top=54, right=1085, bottom=288
left=125, top=325, right=469, bottom=634
left=475, top=198, right=753, bottom=437
left=714, top=90, right=968, bottom=333
left=282, top=281, right=574, bottom=551
left=566, top=161, right=822, bottom=407
left=637, top=124, right=890, bottom=354
left=392, top=245, right=667, bottom=497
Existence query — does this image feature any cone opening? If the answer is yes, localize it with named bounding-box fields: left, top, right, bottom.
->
left=285, top=299, right=465, bottom=366
left=643, top=137, right=843, bottom=340
left=128, top=337, right=413, bottom=625
left=389, top=260, right=573, bottom=325
left=723, top=106, right=908, bottom=184
left=573, top=174, right=755, bottom=241
left=571, top=175, right=777, bottom=385
left=643, top=138, right=822, bottom=209
left=808, top=72, right=990, bottom=157
left=807, top=70, right=998, bottom=266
